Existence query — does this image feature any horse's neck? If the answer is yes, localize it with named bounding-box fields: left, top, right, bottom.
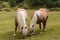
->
left=30, top=13, right=37, bottom=26
left=17, top=11, right=27, bottom=28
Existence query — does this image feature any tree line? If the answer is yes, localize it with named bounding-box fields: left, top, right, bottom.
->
left=0, top=0, right=60, bottom=8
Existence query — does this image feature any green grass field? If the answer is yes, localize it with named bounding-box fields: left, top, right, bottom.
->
left=0, top=10, right=60, bottom=40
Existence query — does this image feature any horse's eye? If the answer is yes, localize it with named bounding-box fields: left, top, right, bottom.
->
left=32, top=25, right=34, bottom=28
left=22, top=27, right=23, bottom=29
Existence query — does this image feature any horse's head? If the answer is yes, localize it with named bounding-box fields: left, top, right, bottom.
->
left=21, top=26, right=28, bottom=38
left=28, top=24, right=35, bottom=35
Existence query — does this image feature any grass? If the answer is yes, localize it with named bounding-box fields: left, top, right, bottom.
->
left=0, top=10, right=60, bottom=40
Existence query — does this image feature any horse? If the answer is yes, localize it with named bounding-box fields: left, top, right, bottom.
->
left=29, top=8, right=48, bottom=35
left=13, top=8, right=28, bottom=38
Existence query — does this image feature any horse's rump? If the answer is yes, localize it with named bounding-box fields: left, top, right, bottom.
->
left=37, top=8, right=48, bottom=21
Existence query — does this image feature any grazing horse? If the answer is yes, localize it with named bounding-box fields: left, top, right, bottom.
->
left=29, top=8, right=48, bottom=35
left=13, top=8, right=27, bottom=38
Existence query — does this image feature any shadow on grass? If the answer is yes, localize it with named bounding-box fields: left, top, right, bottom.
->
left=0, top=28, right=55, bottom=40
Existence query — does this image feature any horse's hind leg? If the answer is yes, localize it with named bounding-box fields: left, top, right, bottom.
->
left=39, top=23, right=42, bottom=33
left=42, top=21, right=46, bottom=32
left=42, top=16, right=48, bottom=32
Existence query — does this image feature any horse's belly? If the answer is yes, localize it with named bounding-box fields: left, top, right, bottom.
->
left=37, top=15, right=46, bottom=24
left=37, top=19, right=43, bottom=24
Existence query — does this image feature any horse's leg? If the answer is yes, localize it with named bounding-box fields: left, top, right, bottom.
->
left=42, top=20, right=46, bottom=32
left=13, top=21, right=18, bottom=36
left=42, top=16, right=48, bottom=32
left=39, top=23, right=42, bottom=33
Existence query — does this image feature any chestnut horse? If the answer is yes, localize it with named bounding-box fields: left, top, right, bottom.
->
left=13, top=8, right=27, bottom=38
left=29, top=8, right=48, bottom=35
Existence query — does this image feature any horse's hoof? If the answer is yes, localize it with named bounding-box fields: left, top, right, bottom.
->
left=43, top=30, right=46, bottom=32
left=29, top=32, right=35, bottom=36
left=31, top=32, right=35, bottom=35
left=13, top=33, right=16, bottom=37
left=22, top=37, right=25, bottom=39
left=40, top=32, right=42, bottom=33
left=21, top=36, right=25, bottom=39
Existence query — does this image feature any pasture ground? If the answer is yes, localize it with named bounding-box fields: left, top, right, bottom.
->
left=0, top=9, right=60, bottom=40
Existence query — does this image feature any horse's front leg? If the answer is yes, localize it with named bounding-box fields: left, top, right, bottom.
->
left=13, top=22, right=18, bottom=36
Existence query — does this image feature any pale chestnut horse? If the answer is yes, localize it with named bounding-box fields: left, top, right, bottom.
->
left=29, top=8, right=48, bottom=35
left=13, top=8, right=27, bottom=38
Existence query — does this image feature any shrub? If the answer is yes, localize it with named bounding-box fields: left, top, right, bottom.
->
left=49, top=8, right=60, bottom=11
